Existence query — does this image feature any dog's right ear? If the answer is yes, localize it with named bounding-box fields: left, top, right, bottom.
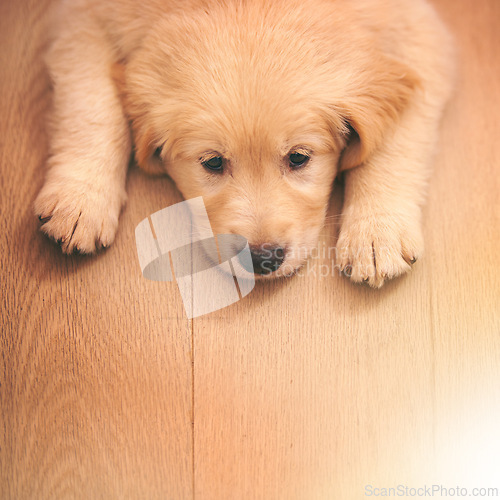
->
left=130, top=121, right=165, bottom=175
left=111, top=61, right=127, bottom=99
left=112, top=61, right=166, bottom=175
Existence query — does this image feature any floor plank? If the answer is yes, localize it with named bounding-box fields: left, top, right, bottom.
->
left=0, top=2, right=193, bottom=498
left=192, top=0, right=500, bottom=498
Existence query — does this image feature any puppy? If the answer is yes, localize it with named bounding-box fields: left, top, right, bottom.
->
left=35, top=0, right=454, bottom=287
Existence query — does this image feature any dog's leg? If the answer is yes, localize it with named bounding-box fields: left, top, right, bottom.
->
left=337, top=99, right=448, bottom=287
left=34, top=13, right=130, bottom=253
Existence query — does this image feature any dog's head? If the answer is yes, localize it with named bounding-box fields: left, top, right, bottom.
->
left=121, top=1, right=417, bottom=277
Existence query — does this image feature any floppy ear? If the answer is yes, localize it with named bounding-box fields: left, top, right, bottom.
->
left=132, top=125, right=165, bottom=174
left=112, top=61, right=166, bottom=175
left=111, top=61, right=127, bottom=98
left=337, top=55, right=419, bottom=171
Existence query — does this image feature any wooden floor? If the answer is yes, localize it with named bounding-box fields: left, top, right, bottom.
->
left=1, top=0, right=499, bottom=498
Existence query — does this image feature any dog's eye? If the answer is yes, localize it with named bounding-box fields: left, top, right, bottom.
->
left=289, top=152, right=310, bottom=169
left=202, top=156, right=224, bottom=172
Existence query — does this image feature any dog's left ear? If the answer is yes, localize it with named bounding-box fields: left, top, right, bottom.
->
left=336, top=55, right=420, bottom=171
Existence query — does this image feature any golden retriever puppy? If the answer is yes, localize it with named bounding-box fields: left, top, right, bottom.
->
left=35, top=0, right=454, bottom=287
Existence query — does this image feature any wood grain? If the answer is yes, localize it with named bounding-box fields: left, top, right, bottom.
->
left=1, top=0, right=499, bottom=498
left=0, top=2, right=193, bottom=498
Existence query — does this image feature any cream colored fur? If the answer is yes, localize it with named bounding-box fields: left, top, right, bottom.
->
left=34, top=0, right=454, bottom=287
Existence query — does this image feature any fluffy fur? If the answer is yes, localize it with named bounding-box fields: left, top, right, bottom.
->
left=34, top=0, right=454, bottom=287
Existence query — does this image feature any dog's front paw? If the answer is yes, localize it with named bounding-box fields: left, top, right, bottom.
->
left=34, top=179, right=126, bottom=254
left=337, top=213, right=423, bottom=288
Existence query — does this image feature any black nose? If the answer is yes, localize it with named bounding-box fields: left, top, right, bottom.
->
left=249, top=245, right=285, bottom=275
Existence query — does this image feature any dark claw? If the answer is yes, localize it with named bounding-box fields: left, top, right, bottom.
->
left=403, top=255, right=418, bottom=266
left=38, top=215, right=51, bottom=224
left=343, top=265, right=352, bottom=277
left=95, top=239, right=107, bottom=251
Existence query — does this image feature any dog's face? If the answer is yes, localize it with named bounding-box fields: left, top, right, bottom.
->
left=122, top=2, right=417, bottom=277
left=160, top=107, right=342, bottom=277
